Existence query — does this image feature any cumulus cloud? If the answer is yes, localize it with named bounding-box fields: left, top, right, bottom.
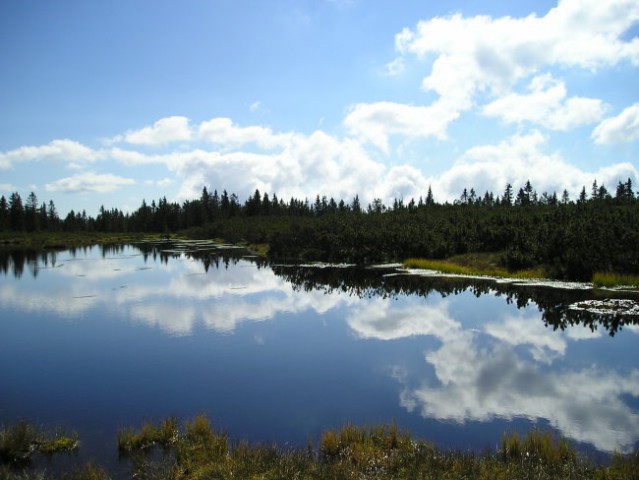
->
left=45, top=172, right=135, bottom=194
left=435, top=131, right=638, bottom=201
left=112, top=116, right=193, bottom=146
left=352, top=0, right=639, bottom=147
left=592, top=103, right=639, bottom=144
left=0, top=139, right=103, bottom=169
left=198, top=117, right=293, bottom=150
left=396, top=0, right=639, bottom=96
left=482, top=74, right=606, bottom=130
left=343, top=101, right=458, bottom=152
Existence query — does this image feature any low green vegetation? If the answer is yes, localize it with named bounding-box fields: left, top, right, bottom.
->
left=403, top=253, right=547, bottom=280
left=593, top=271, right=639, bottom=288
left=0, top=421, right=78, bottom=466
left=3, top=417, right=639, bottom=479
left=117, top=417, right=180, bottom=454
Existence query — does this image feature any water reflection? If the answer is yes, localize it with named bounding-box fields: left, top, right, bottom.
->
left=1, top=245, right=638, bottom=456
left=345, top=295, right=638, bottom=452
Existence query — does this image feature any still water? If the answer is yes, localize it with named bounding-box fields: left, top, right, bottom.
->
left=1, top=242, right=638, bottom=469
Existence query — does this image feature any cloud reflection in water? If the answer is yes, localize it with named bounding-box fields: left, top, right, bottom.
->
left=346, top=296, right=639, bottom=453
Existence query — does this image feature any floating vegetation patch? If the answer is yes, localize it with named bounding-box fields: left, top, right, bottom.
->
left=568, top=299, right=639, bottom=315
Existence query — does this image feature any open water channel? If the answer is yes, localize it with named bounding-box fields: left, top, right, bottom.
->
left=1, top=241, right=638, bottom=472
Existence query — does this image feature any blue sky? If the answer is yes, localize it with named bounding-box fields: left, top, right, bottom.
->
left=1, top=0, right=638, bottom=216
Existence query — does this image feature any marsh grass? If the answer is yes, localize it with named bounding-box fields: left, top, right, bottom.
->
left=117, top=417, right=179, bottom=454
left=404, top=254, right=546, bottom=280
left=4, top=418, right=639, bottom=479
left=593, top=271, right=639, bottom=288
left=0, top=421, right=78, bottom=466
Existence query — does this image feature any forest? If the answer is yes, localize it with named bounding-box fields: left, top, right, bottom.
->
left=1, top=178, right=638, bottom=281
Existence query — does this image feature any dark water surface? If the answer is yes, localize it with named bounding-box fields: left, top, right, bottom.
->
left=1, top=243, right=638, bottom=472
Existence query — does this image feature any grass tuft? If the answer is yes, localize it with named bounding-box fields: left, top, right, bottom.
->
left=0, top=421, right=78, bottom=466
left=6, top=418, right=639, bottom=479
left=117, top=417, right=179, bottom=454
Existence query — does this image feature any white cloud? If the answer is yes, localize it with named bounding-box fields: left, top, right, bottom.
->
left=482, top=74, right=606, bottom=130
left=435, top=131, right=638, bottom=201
left=113, top=116, right=192, bottom=146
left=45, top=172, right=135, bottom=194
left=198, top=117, right=293, bottom=150
left=352, top=0, right=639, bottom=146
left=592, top=103, right=639, bottom=144
left=343, top=101, right=458, bottom=152
left=144, top=177, right=174, bottom=188
left=0, top=139, right=103, bottom=169
left=397, top=0, right=639, bottom=98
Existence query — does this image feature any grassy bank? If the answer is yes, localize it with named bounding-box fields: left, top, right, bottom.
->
left=403, top=253, right=547, bottom=280
left=593, top=271, right=639, bottom=288
left=404, top=254, right=639, bottom=289
left=2, top=417, right=638, bottom=479
left=0, top=231, right=163, bottom=249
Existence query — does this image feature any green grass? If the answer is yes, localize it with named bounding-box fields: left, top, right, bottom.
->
left=404, top=253, right=546, bottom=280
left=593, top=271, right=639, bottom=288
left=4, top=418, right=639, bottom=479
left=0, top=421, right=78, bottom=466
left=117, top=417, right=179, bottom=454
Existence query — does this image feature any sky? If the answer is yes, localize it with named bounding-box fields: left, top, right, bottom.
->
left=1, top=0, right=638, bottom=217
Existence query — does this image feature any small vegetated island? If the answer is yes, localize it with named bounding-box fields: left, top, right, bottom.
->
left=2, top=178, right=638, bottom=285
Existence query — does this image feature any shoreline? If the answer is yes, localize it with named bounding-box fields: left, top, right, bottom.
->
left=2, top=418, right=637, bottom=479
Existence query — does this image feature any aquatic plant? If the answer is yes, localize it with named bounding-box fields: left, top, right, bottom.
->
left=5, top=418, right=639, bottom=479
left=117, top=417, right=179, bottom=454
left=0, top=421, right=78, bottom=466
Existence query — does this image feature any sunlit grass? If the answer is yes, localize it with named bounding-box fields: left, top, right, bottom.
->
left=0, top=421, right=78, bottom=466
left=5, top=418, right=639, bottom=479
left=593, top=271, right=639, bottom=288
left=403, top=254, right=546, bottom=279
left=117, top=417, right=179, bottom=454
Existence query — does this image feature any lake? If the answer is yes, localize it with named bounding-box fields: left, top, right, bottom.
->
left=1, top=241, right=638, bottom=472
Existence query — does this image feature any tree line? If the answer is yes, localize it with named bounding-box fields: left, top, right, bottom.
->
left=1, top=178, right=637, bottom=280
